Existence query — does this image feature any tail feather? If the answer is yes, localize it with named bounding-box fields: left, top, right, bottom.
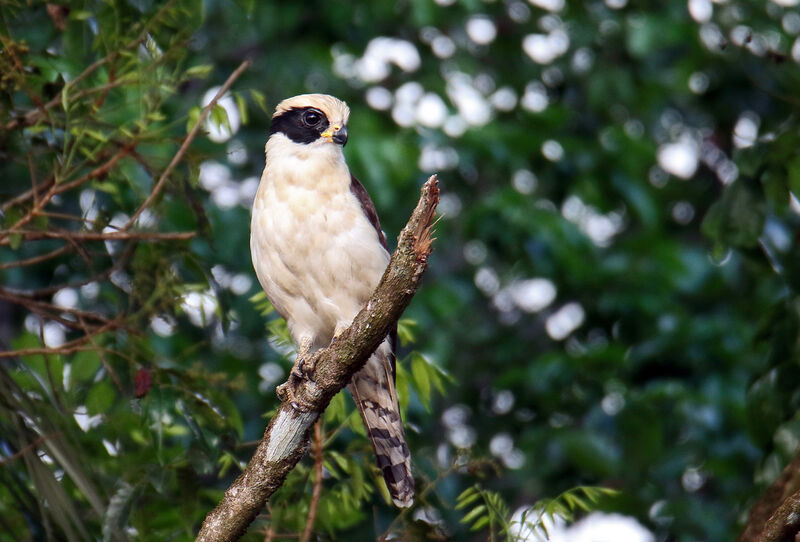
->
left=348, top=340, right=414, bottom=508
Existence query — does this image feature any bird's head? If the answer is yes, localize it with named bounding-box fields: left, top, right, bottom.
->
left=268, top=94, right=350, bottom=148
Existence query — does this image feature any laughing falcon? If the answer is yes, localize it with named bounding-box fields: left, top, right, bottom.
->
left=250, top=94, right=414, bottom=507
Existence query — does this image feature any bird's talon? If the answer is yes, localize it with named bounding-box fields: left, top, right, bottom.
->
left=290, top=401, right=310, bottom=413
left=290, top=356, right=316, bottom=382
left=276, top=382, right=289, bottom=401
left=276, top=381, right=312, bottom=412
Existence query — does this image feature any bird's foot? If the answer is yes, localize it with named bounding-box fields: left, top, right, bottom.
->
left=289, top=354, right=316, bottom=382
left=276, top=380, right=314, bottom=412
left=275, top=352, right=318, bottom=412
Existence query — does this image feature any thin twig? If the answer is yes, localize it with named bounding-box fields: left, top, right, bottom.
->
left=0, top=433, right=60, bottom=466
left=0, top=245, right=71, bottom=270
left=0, top=288, right=111, bottom=324
left=124, top=59, right=252, bottom=229
left=0, top=177, right=54, bottom=213
left=0, top=332, right=112, bottom=358
left=73, top=316, right=126, bottom=393
left=300, top=421, right=324, bottom=542
left=38, top=211, right=106, bottom=226
left=0, top=142, right=137, bottom=240
left=0, top=229, right=195, bottom=245
left=0, top=239, right=136, bottom=298
left=27, top=150, right=39, bottom=206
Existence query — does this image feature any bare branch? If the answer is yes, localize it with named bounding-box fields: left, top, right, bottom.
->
left=757, top=490, right=800, bottom=542
left=0, top=245, right=72, bottom=270
left=0, top=230, right=195, bottom=245
left=300, top=421, right=324, bottom=542
left=195, top=175, right=440, bottom=542
left=739, top=451, right=800, bottom=542
left=0, top=320, right=120, bottom=359
left=0, top=433, right=61, bottom=467
left=0, top=143, right=137, bottom=240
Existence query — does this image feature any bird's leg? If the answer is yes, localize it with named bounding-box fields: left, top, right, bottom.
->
left=329, top=322, right=350, bottom=347
left=290, top=337, right=315, bottom=380
left=276, top=337, right=316, bottom=412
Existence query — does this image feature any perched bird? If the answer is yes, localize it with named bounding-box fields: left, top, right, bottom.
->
left=250, top=93, right=414, bottom=508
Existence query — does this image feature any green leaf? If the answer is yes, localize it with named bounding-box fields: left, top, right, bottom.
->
left=761, top=168, right=788, bottom=214
left=397, top=318, right=417, bottom=345
left=250, top=89, right=268, bottom=113
left=86, top=380, right=115, bottom=415
left=8, top=233, right=22, bottom=250
left=411, top=353, right=431, bottom=410
left=235, top=93, right=249, bottom=125
left=234, top=0, right=255, bottom=13
left=460, top=504, right=486, bottom=525
left=70, top=10, right=93, bottom=20
left=789, top=157, right=800, bottom=197
left=470, top=515, right=490, bottom=531
left=186, top=106, right=202, bottom=133
left=265, top=317, right=292, bottom=350
left=324, top=391, right=347, bottom=424
left=186, top=64, right=214, bottom=78
left=328, top=450, right=350, bottom=474
left=61, top=84, right=70, bottom=112
left=70, top=350, right=102, bottom=384
left=209, top=103, right=231, bottom=134
left=84, top=129, right=109, bottom=143
left=456, top=487, right=480, bottom=509
left=701, top=180, right=765, bottom=248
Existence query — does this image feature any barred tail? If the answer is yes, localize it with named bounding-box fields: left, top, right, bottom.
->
left=348, top=340, right=414, bottom=508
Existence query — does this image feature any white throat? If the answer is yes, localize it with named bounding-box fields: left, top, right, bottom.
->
left=261, top=134, right=350, bottom=194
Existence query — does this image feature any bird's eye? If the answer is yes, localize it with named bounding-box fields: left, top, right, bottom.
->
left=303, top=110, right=322, bottom=126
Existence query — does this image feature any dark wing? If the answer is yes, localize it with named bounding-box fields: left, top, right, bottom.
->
left=349, top=174, right=397, bottom=372
left=350, top=174, right=388, bottom=250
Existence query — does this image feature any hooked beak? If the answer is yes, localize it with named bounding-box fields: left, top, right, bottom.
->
left=321, top=125, right=348, bottom=146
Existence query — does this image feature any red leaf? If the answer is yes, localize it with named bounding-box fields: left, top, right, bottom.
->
left=134, top=368, right=151, bottom=398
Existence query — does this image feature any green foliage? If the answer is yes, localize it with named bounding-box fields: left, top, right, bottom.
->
left=457, top=484, right=617, bottom=540
left=2, top=0, right=800, bottom=540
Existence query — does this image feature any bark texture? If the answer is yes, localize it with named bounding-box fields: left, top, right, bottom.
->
left=195, top=175, right=439, bottom=542
left=739, top=451, right=800, bottom=542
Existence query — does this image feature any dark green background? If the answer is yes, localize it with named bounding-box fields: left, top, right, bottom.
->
left=2, top=0, right=800, bottom=540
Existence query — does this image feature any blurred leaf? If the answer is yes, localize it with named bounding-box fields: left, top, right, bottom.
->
left=234, top=92, right=248, bottom=125
left=86, top=380, right=115, bottom=415
left=8, top=233, right=22, bottom=250
left=186, top=64, right=214, bottom=78
left=209, top=103, right=231, bottom=134
left=789, top=157, right=800, bottom=198
left=250, top=89, right=267, bottom=113
left=702, top=179, right=766, bottom=248
left=411, top=353, right=431, bottom=410
left=397, top=318, right=416, bottom=346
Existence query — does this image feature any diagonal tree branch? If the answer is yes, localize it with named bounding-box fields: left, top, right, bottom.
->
left=738, top=449, right=800, bottom=542
left=756, top=489, right=800, bottom=542
left=195, top=174, right=439, bottom=542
